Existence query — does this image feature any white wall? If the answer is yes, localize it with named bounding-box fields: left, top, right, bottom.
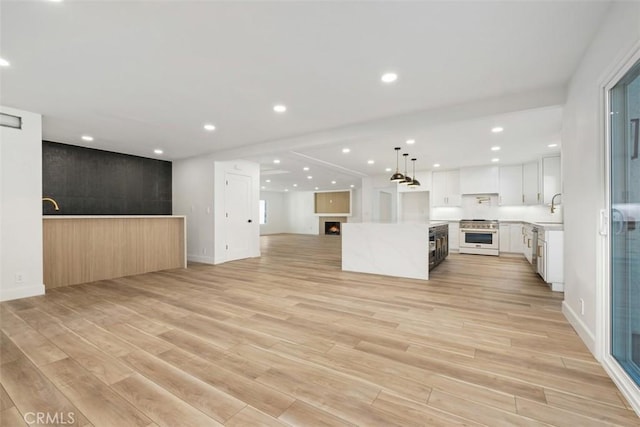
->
left=285, top=191, right=318, bottom=234
left=259, top=191, right=287, bottom=235
left=0, top=106, right=44, bottom=301
left=562, top=1, right=640, bottom=356
left=260, top=187, right=362, bottom=235
left=173, top=155, right=215, bottom=263
left=173, top=156, right=260, bottom=264
left=561, top=1, right=640, bottom=414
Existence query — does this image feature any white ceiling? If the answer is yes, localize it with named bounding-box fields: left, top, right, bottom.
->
left=0, top=1, right=611, bottom=192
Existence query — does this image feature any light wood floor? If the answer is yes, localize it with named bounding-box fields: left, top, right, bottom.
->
left=1, top=234, right=638, bottom=426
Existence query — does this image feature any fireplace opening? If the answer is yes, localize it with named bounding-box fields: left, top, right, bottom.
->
left=325, top=221, right=341, bottom=235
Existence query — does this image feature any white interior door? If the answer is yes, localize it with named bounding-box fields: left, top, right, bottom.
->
left=379, top=191, right=392, bottom=223
left=224, top=172, right=253, bottom=262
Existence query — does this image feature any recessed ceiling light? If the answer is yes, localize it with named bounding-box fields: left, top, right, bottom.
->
left=315, top=187, right=319, bottom=190
left=331, top=180, right=336, bottom=184
left=491, top=158, right=500, bottom=162
left=81, top=135, right=94, bottom=141
left=406, top=139, right=415, bottom=145
left=203, top=124, right=216, bottom=131
left=273, top=159, right=280, bottom=164
left=433, top=163, right=441, bottom=168
left=381, top=72, right=398, bottom=83
left=303, top=167, right=309, bottom=171
left=350, top=184, right=355, bottom=188
left=367, top=160, right=375, bottom=165
left=293, top=184, right=298, bottom=187
left=491, top=127, right=504, bottom=133
left=307, top=176, right=313, bottom=179
left=0, top=57, right=10, bottom=67
left=284, top=189, right=289, bottom=192
left=491, top=146, right=501, bottom=151
left=261, top=186, right=266, bottom=190
left=154, top=149, right=163, bottom=155
left=548, top=143, right=558, bottom=148
left=342, top=148, right=350, bottom=153
left=265, top=179, right=271, bottom=183
left=273, top=104, right=287, bottom=113
left=385, top=167, right=392, bottom=172
left=48, top=0, right=64, bottom=2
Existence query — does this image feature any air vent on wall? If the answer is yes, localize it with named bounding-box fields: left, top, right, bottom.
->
left=0, top=113, right=22, bottom=129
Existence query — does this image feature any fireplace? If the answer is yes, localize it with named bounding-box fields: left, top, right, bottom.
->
left=319, top=216, right=347, bottom=236
left=325, top=221, right=341, bottom=235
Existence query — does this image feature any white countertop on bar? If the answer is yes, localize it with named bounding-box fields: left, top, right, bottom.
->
left=43, top=215, right=186, bottom=219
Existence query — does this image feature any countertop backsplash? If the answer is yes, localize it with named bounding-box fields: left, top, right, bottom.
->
left=431, top=194, right=563, bottom=223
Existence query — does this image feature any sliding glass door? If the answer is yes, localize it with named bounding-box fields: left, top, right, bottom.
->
left=610, top=58, right=640, bottom=386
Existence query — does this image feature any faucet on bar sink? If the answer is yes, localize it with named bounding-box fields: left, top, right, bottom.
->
left=550, top=193, right=562, bottom=214
left=42, top=197, right=60, bottom=211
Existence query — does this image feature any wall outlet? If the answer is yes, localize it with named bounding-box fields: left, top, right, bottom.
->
left=15, top=273, right=24, bottom=284
left=580, top=298, right=585, bottom=315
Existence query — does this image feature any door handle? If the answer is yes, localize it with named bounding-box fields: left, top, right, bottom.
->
left=247, top=219, right=252, bottom=223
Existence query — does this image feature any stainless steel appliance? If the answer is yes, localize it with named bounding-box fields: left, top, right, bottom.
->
left=459, top=219, right=499, bottom=256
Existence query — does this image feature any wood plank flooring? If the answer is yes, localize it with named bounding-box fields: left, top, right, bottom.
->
left=1, top=233, right=638, bottom=426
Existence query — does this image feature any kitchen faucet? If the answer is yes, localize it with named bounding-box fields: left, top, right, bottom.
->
left=550, top=193, right=561, bottom=214
left=42, top=197, right=60, bottom=211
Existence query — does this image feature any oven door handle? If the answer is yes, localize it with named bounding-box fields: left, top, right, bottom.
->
left=460, top=230, right=498, bottom=233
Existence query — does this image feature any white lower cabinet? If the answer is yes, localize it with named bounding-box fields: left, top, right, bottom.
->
left=499, top=222, right=525, bottom=254
left=509, top=223, right=524, bottom=253
left=537, top=228, right=564, bottom=292
left=523, top=224, right=534, bottom=264
left=448, top=222, right=459, bottom=251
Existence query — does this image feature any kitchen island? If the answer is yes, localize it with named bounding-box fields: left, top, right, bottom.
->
left=43, top=216, right=186, bottom=288
left=341, top=222, right=448, bottom=280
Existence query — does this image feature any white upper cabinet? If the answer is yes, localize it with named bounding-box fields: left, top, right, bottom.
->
left=498, top=165, right=523, bottom=205
left=522, top=161, right=540, bottom=205
left=542, top=156, right=561, bottom=205
left=432, top=170, right=461, bottom=206
left=459, top=166, right=499, bottom=194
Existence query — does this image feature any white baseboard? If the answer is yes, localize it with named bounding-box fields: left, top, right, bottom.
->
left=187, top=254, right=215, bottom=264
left=602, top=356, right=640, bottom=417
left=0, top=284, right=45, bottom=302
left=562, top=300, right=596, bottom=356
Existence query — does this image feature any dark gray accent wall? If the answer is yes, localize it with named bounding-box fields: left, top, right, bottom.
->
left=43, top=141, right=172, bottom=215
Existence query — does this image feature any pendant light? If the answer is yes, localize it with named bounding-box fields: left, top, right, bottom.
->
left=389, top=147, right=405, bottom=182
left=407, top=158, right=421, bottom=187
left=400, top=153, right=412, bottom=185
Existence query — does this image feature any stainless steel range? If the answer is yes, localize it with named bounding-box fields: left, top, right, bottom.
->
left=459, top=219, right=499, bottom=256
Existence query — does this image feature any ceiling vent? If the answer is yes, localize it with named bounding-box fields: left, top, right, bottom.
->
left=0, top=113, right=22, bottom=129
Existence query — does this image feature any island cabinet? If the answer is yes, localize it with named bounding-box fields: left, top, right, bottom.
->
left=432, top=170, right=461, bottom=206
left=429, top=224, right=449, bottom=270
left=341, top=222, right=448, bottom=280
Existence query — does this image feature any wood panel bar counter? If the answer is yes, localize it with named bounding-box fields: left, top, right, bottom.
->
left=43, top=216, right=186, bottom=288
